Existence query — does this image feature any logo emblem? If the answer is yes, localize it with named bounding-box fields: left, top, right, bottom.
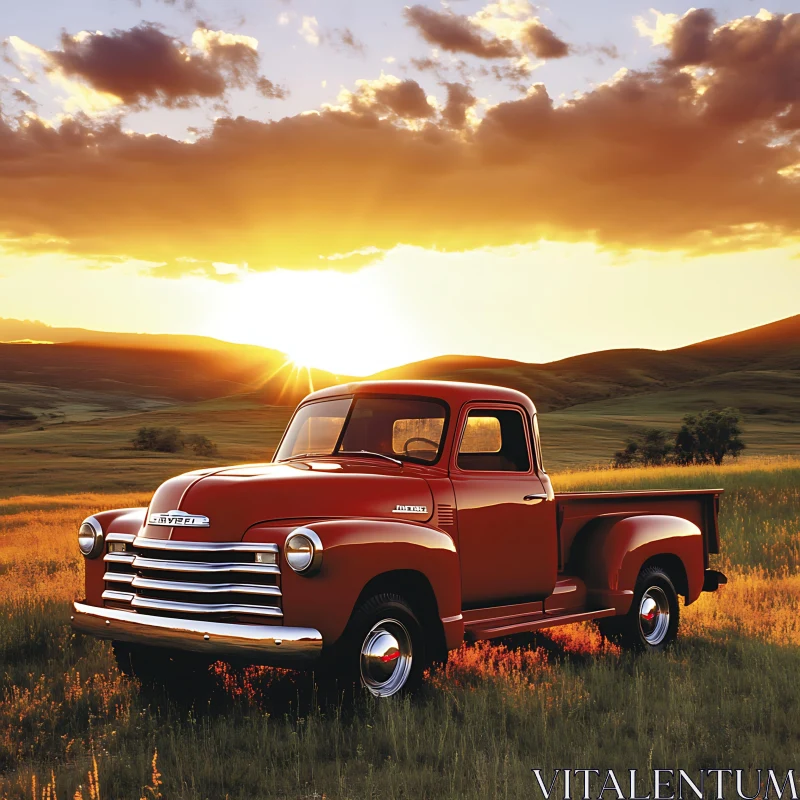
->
left=392, top=504, right=428, bottom=514
left=148, top=509, right=210, bottom=528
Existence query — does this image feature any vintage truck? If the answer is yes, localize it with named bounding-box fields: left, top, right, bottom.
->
left=72, top=380, right=726, bottom=697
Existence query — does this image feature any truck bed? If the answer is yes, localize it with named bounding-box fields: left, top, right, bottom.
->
left=554, top=489, right=722, bottom=571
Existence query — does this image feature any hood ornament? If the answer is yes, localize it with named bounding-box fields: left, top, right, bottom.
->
left=148, top=509, right=210, bottom=528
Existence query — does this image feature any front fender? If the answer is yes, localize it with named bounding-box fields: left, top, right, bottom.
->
left=83, top=508, right=146, bottom=605
left=576, top=514, right=704, bottom=613
left=244, top=519, right=462, bottom=647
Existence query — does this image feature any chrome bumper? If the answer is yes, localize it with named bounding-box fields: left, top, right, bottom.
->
left=71, top=601, right=323, bottom=665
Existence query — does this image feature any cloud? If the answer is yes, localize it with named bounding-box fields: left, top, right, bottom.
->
left=1, top=10, right=800, bottom=277
left=403, top=5, right=516, bottom=58
left=405, top=1, right=570, bottom=63
left=299, top=17, right=321, bottom=46
left=634, top=9, right=680, bottom=46
left=522, top=22, right=570, bottom=59
left=11, top=88, right=37, bottom=109
left=652, top=8, right=800, bottom=126
left=334, top=74, right=435, bottom=120
left=29, top=24, right=286, bottom=109
left=330, top=28, right=366, bottom=55
left=292, top=16, right=366, bottom=54
left=441, top=82, right=477, bottom=129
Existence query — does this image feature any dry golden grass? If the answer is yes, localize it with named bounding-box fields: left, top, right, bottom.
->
left=1, top=459, right=799, bottom=798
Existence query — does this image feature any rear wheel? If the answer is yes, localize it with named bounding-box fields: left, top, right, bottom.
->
left=326, top=593, right=428, bottom=698
left=598, top=566, right=680, bottom=652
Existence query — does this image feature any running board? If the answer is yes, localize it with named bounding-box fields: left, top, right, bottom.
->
left=464, top=606, right=617, bottom=641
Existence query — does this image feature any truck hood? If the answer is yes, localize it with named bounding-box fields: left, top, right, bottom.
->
left=141, top=460, right=435, bottom=542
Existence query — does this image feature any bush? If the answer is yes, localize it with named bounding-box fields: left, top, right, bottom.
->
left=131, top=427, right=218, bottom=457
left=131, top=426, right=184, bottom=453
left=613, top=428, right=673, bottom=468
left=185, top=433, right=218, bottom=457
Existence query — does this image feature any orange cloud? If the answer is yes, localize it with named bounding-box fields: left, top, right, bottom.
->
left=403, top=5, right=517, bottom=59
left=1, top=10, right=799, bottom=277
left=404, top=2, right=570, bottom=62
left=44, top=24, right=286, bottom=108
left=337, top=75, right=435, bottom=120
left=522, top=22, right=570, bottom=59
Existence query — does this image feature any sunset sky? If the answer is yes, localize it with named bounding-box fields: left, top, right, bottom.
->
left=1, top=0, right=799, bottom=375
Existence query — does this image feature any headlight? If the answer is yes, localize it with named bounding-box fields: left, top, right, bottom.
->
left=284, top=528, right=323, bottom=575
left=78, top=517, right=104, bottom=559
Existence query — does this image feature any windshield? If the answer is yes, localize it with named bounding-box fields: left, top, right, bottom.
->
left=275, top=396, right=447, bottom=464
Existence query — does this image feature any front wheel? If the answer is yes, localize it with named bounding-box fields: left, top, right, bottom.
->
left=598, top=566, right=680, bottom=652
left=328, top=593, right=428, bottom=698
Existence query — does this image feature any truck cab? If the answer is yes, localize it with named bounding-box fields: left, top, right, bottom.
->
left=72, top=380, right=726, bottom=697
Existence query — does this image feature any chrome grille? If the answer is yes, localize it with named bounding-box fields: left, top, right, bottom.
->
left=102, top=533, right=282, bottom=622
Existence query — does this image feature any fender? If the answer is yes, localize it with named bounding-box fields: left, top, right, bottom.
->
left=575, top=514, right=705, bottom=614
left=244, top=519, right=463, bottom=649
left=83, top=508, right=146, bottom=605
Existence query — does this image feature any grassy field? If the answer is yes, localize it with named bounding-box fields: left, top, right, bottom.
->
left=0, top=387, right=797, bottom=498
left=1, top=458, right=799, bottom=799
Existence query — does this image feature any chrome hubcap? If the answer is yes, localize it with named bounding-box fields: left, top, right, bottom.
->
left=359, top=618, right=412, bottom=697
left=639, top=586, right=670, bottom=645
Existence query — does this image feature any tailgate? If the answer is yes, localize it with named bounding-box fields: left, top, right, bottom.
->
left=554, top=489, right=722, bottom=570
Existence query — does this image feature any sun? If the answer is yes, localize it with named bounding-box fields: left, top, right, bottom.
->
left=288, top=354, right=311, bottom=370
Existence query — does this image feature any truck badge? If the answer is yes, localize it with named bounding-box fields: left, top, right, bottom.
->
left=148, top=509, right=210, bottom=528
left=392, top=505, right=428, bottom=514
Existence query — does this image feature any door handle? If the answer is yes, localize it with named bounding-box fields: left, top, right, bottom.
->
left=523, top=493, right=548, bottom=501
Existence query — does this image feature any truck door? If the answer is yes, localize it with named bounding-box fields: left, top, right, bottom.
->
left=450, top=404, right=558, bottom=608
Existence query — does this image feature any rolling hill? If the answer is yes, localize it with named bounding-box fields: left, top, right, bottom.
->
left=0, top=315, right=797, bottom=490
left=0, top=319, right=352, bottom=421
left=372, top=315, right=800, bottom=415
left=0, top=314, right=797, bottom=439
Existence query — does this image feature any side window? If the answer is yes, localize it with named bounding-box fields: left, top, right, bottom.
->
left=457, top=409, right=531, bottom=472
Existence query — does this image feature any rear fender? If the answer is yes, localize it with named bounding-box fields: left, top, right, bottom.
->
left=574, top=514, right=704, bottom=613
left=83, top=508, right=146, bottom=605
left=245, top=519, right=462, bottom=648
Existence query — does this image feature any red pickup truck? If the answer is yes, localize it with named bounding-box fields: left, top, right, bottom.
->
left=72, top=380, right=726, bottom=697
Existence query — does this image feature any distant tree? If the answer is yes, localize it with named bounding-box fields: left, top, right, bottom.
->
left=185, top=433, right=218, bottom=457
left=613, top=428, right=673, bottom=468
left=673, top=408, right=745, bottom=465
left=132, top=426, right=218, bottom=457
left=613, top=440, right=640, bottom=468
left=132, top=426, right=184, bottom=453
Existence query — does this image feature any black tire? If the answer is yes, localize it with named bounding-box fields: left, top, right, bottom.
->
left=325, top=593, right=429, bottom=698
left=112, top=641, right=215, bottom=689
left=597, top=566, right=680, bottom=653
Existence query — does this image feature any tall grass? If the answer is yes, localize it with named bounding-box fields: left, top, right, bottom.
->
left=1, top=460, right=798, bottom=798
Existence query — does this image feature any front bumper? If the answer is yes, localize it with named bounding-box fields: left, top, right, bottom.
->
left=71, top=601, right=323, bottom=666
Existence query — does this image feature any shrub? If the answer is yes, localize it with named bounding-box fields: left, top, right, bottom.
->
left=132, top=426, right=184, bottom=453
left=185, top=433, right=218, bottom=457
left=613, top=428, right=673, bottom=468
left=131, top=426, right=218, bottom=457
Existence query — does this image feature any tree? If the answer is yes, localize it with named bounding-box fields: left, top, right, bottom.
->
left=613, top=428, right=673, bottom=468
left=673, top=408, right=745, bottom=465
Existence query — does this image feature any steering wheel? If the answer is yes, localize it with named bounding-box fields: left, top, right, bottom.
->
left=403, top=437, right=439, bottom=457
